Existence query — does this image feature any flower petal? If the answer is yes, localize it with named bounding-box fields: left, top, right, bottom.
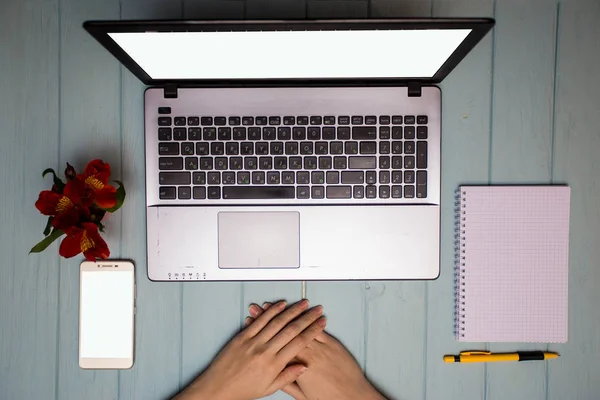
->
left=94, top=185, right=117, bottom=209
left=84, top=159, right=111, bottom=184
left=59, top=230, right=84, bottom=258
left=35, top=191, right=70, bottom=216
left=81, top=222, right=110, bottom=260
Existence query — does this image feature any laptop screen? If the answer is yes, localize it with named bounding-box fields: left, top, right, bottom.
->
left=108, top=29, right=472, bottom=80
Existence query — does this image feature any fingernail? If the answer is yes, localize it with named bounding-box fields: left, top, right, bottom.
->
left=298, top=366, right=308, bottom=374
left=299, top=299, right=309, bottom=308
left=262, top=302, right=269, bottom=308
left=244, top=316, right=252, bottom=326
left=318, top=317, right=327, bottom=327
left=313, top=305, right=323, bottom=315
left=249, top=304, right=260, bottom=316
left=277, top=300, right=287, bottom=309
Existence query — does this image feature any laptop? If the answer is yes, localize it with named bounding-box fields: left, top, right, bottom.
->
left=84, top=19, right=494, bottom=281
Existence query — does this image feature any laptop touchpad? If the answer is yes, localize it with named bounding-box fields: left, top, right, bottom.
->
left=218, top=212, right=300, bottom=269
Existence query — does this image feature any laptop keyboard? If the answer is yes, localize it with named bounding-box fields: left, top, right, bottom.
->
left=156, top=110, right=428, bottom=201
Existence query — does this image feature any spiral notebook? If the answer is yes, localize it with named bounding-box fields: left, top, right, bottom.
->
left=455, top=186, right=570, bottom=343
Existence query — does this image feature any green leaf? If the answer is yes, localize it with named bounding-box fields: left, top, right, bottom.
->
left=43, top=216, right=54, bottom=236
left=98, top=222, right=105, bottom=233
left=42, top=168, right=65, bottom=192
left=29, top=229, right=65, bottom=254
left=105, top=180, right=126, bottom=213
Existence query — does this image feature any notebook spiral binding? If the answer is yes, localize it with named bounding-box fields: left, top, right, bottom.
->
left=454, top=189, right=467, bottom=338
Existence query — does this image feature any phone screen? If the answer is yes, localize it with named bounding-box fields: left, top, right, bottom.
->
left=80, top=270, right=134, bottom=359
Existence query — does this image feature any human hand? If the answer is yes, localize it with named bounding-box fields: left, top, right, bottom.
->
left=246, top=303, right=386, bottom=400
left=176, top=299, right=326, bottom=400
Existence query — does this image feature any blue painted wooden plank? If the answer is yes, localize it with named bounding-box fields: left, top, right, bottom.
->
left=56, top=0, right=122, bottom=398
left=370, top=0, right=432, bottom=17
left=425, top=0, right=493, bottom=398
left=117, top=1, right=183, bottom=399
left=184, top=0, right=246, bottom=19
left=245, top=0, right=307, bottom=19
left=0, top=1, right=60, bottom=399
left=487, top=1, right=557, bottom=399
left=548, top=2, right=600, bottom=399
left=306, top=0, right=368, bottom=18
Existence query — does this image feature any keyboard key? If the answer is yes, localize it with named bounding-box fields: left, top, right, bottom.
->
left=315, top=142, right=328, bottom=155
left=211, top=142, right=224, bottom=155
left=188, top=117, right=200, bottom=126
left=392, top=171, right=402, bottom=184
left=404, top=126, right=415, bottom=139
left=203, top=127, right=216, bottom=140
left=337, top=127, right=351, bottom=140
left=327, top=186, right=352, bottom=199
left=297, top=186, right=310, bottom=199
left=405, top=115, right=416, bottom=124
left=392, top=142, right=403, bottom=154
left=233, top=127, right=246, bottom=140
left=360, top=141, right=377, bottom=154
left=201, top=117, right=213, bottom=126
left=290, top=157, right=302, bottom=169
left=208, top=172, right=221, bottom=185
left=159, top=157, right=183, bottom=170
left=174, top=117, right=186, bottom=126
left=285, top=142, right=299, bottom=155
left=345, top=142, right=358, bottom=155
left=351, top=116, right=363, bottom=125
left=330, top=142, right=343, bottom=154
left=218, top=127, right=232, bottom=140
left=353, top=185, right=365, bottom=199
left=185, top=157, right=198, bottom=170
left=193, top=172, right=206, bottom=185
left=269, top=116, right=281, bottom=125
left=349, top=156, right=376, bottom=169
left=181, top=142, right=194, bottom=155
left=319, top=156, right=332, bottom=169
left=223, top=186, right=295, bottom=199
left=324, top=116, right=336, bottom=125
left=379, top=115, right=390, bottom=125
left=159, top=186, right=176, bottom=199
left=404, top=185, right=415, bottom=198
left=322, top=127, right=336, bottom=140
left=326, top=171, right=339, bottom=184
left=404, top=141, right=415, bottom=154
left=214, top=117, right=226, bottom=126
left=417, top=142, right=428, bottom=168
left=158, top=107, right=171, bottom=114
left=215, top=157, right=228, bottom=170
left=392, top=156, right=403, bottom=169
left=274, top=157, right=287, bottom=170
left=229, top=116, right=241, bottom=126
left=196, top=142, right=209, bottom=155
left=365, top=116, right=377, bottom=125
left=338, top=116, right=350, bottom=125
left=300, top=142, right=314, bottom=155
left=277, top=127, right=291, bottom=140
left=200, top=157, right=213, bottom=170
left=244, top=157, right=258, bottom=170
left=404, top=156, right=415, bottom=169
left=366, top=186, right=377, bottom=198
left=263, top=127, right=276, bottom=140
left=230, top=157, right=243, bottom=170
left=222, top=172, right=235, bottom=185
left=379, top=156, right=390, bottom=169
left=297, top=116, right=309, bottom=125
left=311, top=186, right=325, bottom=199
left=392, top=115, right=403, bottom=124
left=193, top=186, right=206, bottom=199
left=392, top=186, right=402, bottom=198
left=270, top=142, right=284, bottom=155
left=341, top=171, right=364, bottom=184
left=242, top=116, right=254, bottom=126
left=352, top=127, right=376, bottom=140
left=417, top=115, right=428, bottom=124
left=208, top=186, right=221, bottom=199
left=392, top=126, right=403, bottom=139
left=293, top=127, right=306, bottom=140
left=417, top=126, right=428, bottom=139
left=188, top=127, right=201, bottom=140
left=417, top=184, right=427, bottom=198
left=241, top=142, right=254, bottom=155
left=255, top=142, right=268, bottom=155
left=297, top=171, right=309, bottom=184
left=366, top=171, right=377, bottom=184
left=159, top=172, right=190, bottom=185
left=174, top=128, right=186, bottom=141
left=380, top=171, right=390, bottom=184
left=308, top=127, right=321, bottom=140
left=379, top=126, right=390, bottom=139
left=380, top=141, right=391, bottom=154
left=237, top=172, right=250, bottom=184
left=304, top=156, right=318, bottom=169
left=310, top=116, right=322, bottom=125
left=252, top=171, right=265, bottom=184
left=226, top=142, right=239, bottom=155
left=267, top=171, right=280, bottom=184
left=417, top=170, right=427, bottom=186
left=159, top=142, right=179, bottom=155
left=158, top=127, right=172, bottom=140
left=256, top=116, right=267, bottom=126
left=282, top=171, right=295, bottom=184
left=379, top=185, right=390, bottom=199
left=334, top=156, right=347, bottom=169
left=311, top=171, right=325, bottom=184
left=283, top=116, right=295, bottom=125
left=158, top=117, right=172, bottom=126
left=248, top=127, right=261, bottom=141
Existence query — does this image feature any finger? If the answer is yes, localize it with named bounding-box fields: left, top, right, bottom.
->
left=244, top=316, right=253, bottom=327
left=263, top=364, right=308, bottom=397
left=269, top=305, right=323, bottom=351
left=315, top=330, right=331, bottom=343
left=242, top=300, right=287, bottom=338
left=278, top=316, right=327, bottom=362
left=256, top=299, right=310, bottom=343
left=281, top=382, right=308, bottom=400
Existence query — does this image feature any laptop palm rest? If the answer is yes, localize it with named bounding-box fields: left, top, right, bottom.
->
left=218, top=211, right=300, bottom=269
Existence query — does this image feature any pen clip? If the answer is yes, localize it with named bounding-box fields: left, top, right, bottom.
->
left=460, top=351, right=492, bottom=356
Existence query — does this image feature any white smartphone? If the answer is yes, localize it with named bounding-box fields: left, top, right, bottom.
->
left=79, top=260, right=135, bottom=369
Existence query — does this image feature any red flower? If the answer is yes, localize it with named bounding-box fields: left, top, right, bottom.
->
left=79, top=159, right=117, bottom=209
left=35, top=178, right=91, bottom=230
left=59, top=222, right=110, bottom=261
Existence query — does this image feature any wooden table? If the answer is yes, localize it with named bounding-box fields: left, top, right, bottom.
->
left=2, top=0, right=599, bottom=399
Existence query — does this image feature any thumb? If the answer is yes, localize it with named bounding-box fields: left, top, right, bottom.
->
left=282, top=382, right=308, bottom=400
left=264, top=364, right=308, bottom=395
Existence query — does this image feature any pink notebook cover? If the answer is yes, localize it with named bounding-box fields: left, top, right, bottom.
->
left=456, top=186, right=570, bottom=343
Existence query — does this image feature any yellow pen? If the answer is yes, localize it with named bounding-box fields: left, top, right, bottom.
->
left=444, top=351, right=560, bottom=363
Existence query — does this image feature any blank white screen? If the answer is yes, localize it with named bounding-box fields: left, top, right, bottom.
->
left=108, top=29, right=471, bottom=80
left=80, top=271, right=134, bottom=359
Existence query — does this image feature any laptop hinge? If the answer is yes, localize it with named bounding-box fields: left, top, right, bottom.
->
left=164, top=84, right=178, bottom=99
left=407, top=82, right=422, bottom=97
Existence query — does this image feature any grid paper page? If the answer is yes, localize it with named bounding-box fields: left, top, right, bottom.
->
left=458, top=186, right=570, bottom=342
